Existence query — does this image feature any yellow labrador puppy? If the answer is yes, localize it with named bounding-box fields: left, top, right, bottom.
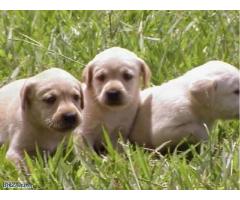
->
left=130, top=61, right=239, bottom=150
left=0, top=68, right=84, bottom=167
left=76, top=47, right=151, bottom=152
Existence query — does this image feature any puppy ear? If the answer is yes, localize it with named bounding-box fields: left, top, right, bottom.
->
left=79, top=84, right=84, bottom=109
left=138, top=58, right=151, bottom=88
left=189, top=79, right=217, bottom=107
left=20, top=80, right=36, bottom=110
left=82, top=61, right=94, bottom=88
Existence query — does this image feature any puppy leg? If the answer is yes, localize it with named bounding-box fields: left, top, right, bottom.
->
left=73, top=128, right=97, bottom=156
left=6, top=147, right=29, bottom=174
left=157, top=123, right=209, bottom=154
left=177, top=122, right=209, bottom=143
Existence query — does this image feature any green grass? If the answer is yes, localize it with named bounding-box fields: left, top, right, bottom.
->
left=0, top=11, right=239, bottom=189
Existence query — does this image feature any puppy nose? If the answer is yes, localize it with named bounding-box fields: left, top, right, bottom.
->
left=62, top=112, right=77, bottom=124
left=106, top=90, right=121, bottom=101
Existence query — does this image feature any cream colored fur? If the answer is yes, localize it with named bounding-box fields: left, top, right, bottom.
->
left=75, top=47, right=151, bottom=152
left=130, top=61, right=239, bottom=150
left=0, top=68, right=84, bottom=167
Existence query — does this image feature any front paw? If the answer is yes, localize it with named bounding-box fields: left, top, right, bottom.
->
left=6, top=149, right=29, bottom=175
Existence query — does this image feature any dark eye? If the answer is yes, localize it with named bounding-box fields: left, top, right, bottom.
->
left=123, top=72, right=133, bottom=81
left=43, top=95, right=56, bottom=105
left=96, top=74, right=106, bottom=82
left=73, top=94, right=80, bottom=101
left=234, top=89, right=239, bottom=95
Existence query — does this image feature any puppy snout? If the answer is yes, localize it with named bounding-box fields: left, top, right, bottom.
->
left=62, top=112, right=78, bottom=124
left=106, top=90, right=121, bottom=102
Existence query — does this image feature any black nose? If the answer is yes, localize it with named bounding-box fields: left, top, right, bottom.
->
left=62, top=112, right=77, bottom=124
left=106, top=90, right=121, bottom=101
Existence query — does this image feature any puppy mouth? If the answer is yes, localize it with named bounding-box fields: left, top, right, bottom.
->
left=52, top=123, right=78, bottom=133
left=47, top=118, right=79, bottom=133
left=106, top=99, right=125, bottom=106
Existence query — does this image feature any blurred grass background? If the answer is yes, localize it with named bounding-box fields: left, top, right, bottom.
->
left=0, top=10, right=239, bottom=189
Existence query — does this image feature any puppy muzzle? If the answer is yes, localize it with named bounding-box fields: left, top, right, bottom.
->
left=53, top=112, right=80, bottom=132
left=105, top=89, right=124, bottom=106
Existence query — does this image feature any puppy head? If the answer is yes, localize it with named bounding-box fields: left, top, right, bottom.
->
left=82, top=47, right=151, bottom=110
left=190, top=66, right=239, bottom=120
left=21, top=68, right=84, bottom=133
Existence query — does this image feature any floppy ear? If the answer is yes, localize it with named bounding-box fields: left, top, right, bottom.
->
left=189, top=79, right=217, bottom=107
left=82, top=61, right=94, bottom=88
left=138, top=58, right=151, bottom=88
left=79, top=84, right=84, bottom=109
left=20, top=80, right=36, bottom=110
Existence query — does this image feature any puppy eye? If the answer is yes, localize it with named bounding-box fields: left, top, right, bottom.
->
left=233, top=89, right=239, bottom=95
left=123, top=72, right=133, bottom=81
left=96, top=74, right=106, bottom=82
left=43, top=96, right=56, bottom=104
left=73, top=94, right=80, bottom=101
